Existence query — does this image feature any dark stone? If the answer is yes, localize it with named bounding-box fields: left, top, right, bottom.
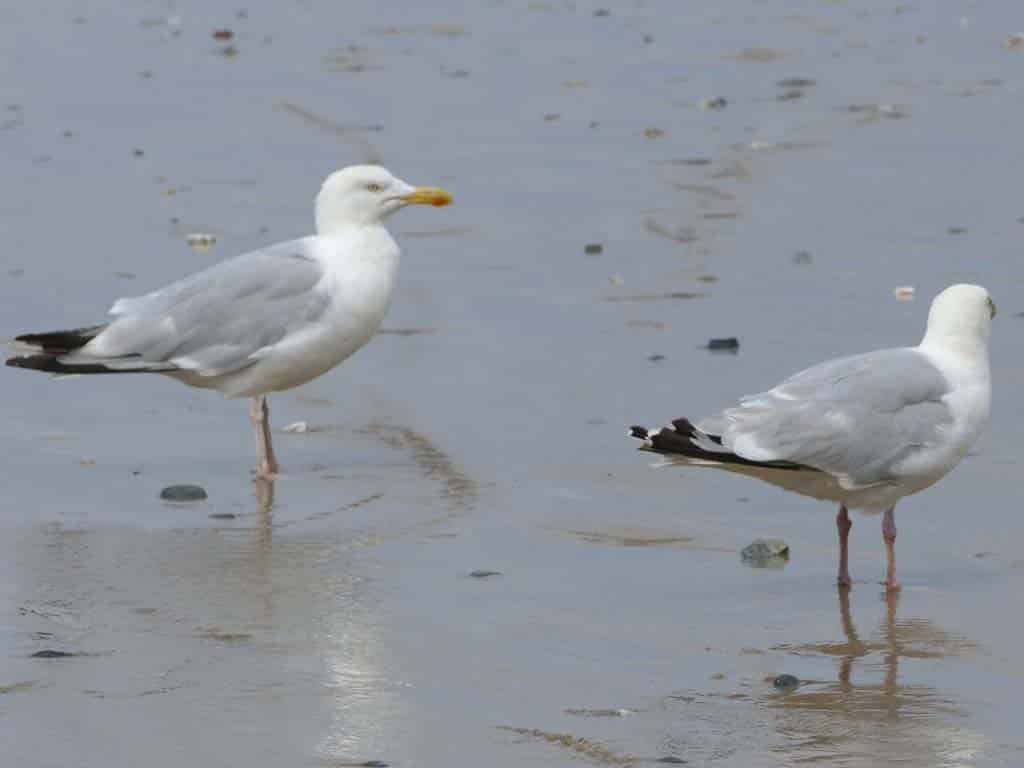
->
left=160, top=484, right=208, bottom=502
left=773, top=674, right=799, bottom=689
left=31, top=650, right=75, bottom=659
left=648, top=354, right=666, bottom=362
left=705, top=337, right=740, bottom=352
left=584, top=243, right=604, bottom=255
left=468, top=570, right=502, bottom=579
left=777, top=78, right=816, bottom=88
left=209, top=513, right=237, bottom=520
left=657, top=759, right=687, bottom=765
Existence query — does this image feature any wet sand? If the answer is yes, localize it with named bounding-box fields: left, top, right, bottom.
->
left=2, top=1, right=1023, bottom=766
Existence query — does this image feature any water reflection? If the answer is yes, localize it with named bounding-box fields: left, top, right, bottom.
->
left=5, top=475, right=396, bottom=765
left=768, top=590, right=983, bottom=766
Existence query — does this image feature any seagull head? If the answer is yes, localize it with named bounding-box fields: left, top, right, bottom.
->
left=921, top=283, right=995, bottom=350
left=315, top=165, right=452, bottom=233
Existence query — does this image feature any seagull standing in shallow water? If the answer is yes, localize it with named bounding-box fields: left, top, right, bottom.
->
left=7, top=165, right=452, bottom=477
left=630, top=284, right=994, bottom=591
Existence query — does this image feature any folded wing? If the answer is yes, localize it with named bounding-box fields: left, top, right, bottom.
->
left=701, top=348, right=953, bottom=489
left=70, top=239, right=329, bottom=376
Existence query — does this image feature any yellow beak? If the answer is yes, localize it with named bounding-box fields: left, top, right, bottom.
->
left=401, top=186, right=453, bottom=207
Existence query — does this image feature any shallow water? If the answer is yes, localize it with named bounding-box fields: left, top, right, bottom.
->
left=2, top=1, right=1023, bottom=766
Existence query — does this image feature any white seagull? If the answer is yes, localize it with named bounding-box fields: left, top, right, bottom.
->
left=7, top=165, right=452, bottom=477
left=630, top=284, right=995, bottom=590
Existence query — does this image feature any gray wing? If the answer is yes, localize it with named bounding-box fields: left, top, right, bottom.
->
left=74, top=238, right=328, bottom=375
left=698, top=348, right=953, bottom=488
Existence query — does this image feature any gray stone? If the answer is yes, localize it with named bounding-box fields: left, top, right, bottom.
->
left=740, top=538, right=789, bottom=567
left=160, top=484, right=208, bottom=502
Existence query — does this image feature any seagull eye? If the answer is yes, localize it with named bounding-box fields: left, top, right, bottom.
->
left=365, top=183, right=384, bottom=193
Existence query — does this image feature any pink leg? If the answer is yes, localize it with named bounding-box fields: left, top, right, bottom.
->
left=249, top=396, right=279, bottom=478
left=882, top=506, right=900, bottom=592
left=836, top=504, right=853, bottom=588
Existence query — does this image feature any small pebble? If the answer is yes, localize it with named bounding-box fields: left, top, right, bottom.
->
left=584, top=243, right=603, bottom=255
left=186, top=233, right=217, bottom=251
left=468, top=570, right=502, bottom=579
left=564, top=707, right=632, bottom=717
left=792, top=250, right=813, bottom=265
left=212, top=28, right=234, bottom=40
left=947, top=226, right=967, bottom=235
left=741, top=538, right=789, bottom=566
left=31, top=650, right=75, bottom=659
left=1003, top=33, right=1024, bottom=50
left=593, top=8, right=610, bottom=17
left=699, top=97, right=727, bottom=110
left=209, top=513, right=237, bottom=520
left=132, top=148, right=144, bottom=157
left=893, top=286, right=915, bottom=301
left=648, top=354, right=666, bottom=362
left=705, top=337, right=740, bottom=352
left=160, top=484, right=208, bottom=502
left=777, top=78, right=816, bottom=88
left=644, top=127, right=665, bottom=139
left=656, top=758, right=687, bottom=765
left=773, top=674, right=800, bottom=689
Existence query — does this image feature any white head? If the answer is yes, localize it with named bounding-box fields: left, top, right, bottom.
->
left=920, top=283, right=995, bottom=350
left=314, top=165, right=452, bottom=234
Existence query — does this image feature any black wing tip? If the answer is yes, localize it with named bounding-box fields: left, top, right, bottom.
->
left=632, top=415, right=807, bottom=472
left=13, top=324, right=106, bottom=354
left=629, top=418, right=699, bottom=448
left=5, top=354, right=130, bottom=375
left=7, top=354, right=61, bottom=372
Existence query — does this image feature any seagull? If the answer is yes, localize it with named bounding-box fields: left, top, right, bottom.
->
left=630, top=284, right=994, bottom=590
left=7, top=165, right=452, bottom=477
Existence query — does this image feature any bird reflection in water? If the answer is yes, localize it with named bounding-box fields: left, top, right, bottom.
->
left=768, top=589, right=983, bottom=765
